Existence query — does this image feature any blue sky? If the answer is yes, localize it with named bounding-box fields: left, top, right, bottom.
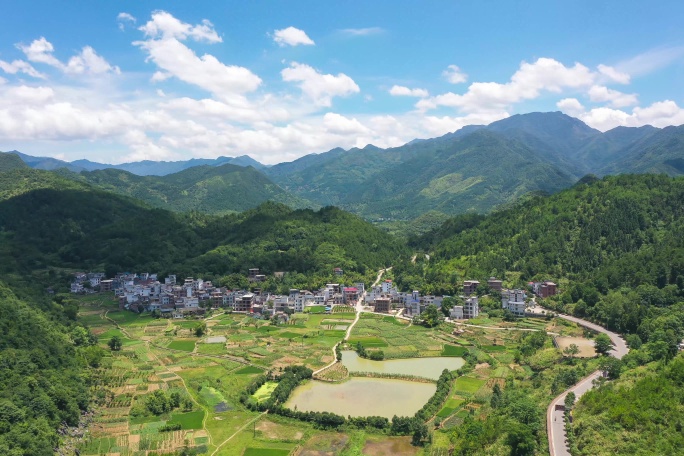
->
left=1, top=0, right=683, bottom=164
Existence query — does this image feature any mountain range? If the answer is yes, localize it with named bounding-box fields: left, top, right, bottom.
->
left=4, top=112, right=684, bottom=221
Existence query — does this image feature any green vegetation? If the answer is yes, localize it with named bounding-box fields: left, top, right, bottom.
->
left=74, top=163, right=313, bottom=215
left=235, top=366, right=265, bottom=375
left=168, top=340, right=196, bottom=352
left=252, top=382, right=278, bottom=403
left=442, top=344, right=467, bottom=356
left=243, top=448, right=291, bottom=456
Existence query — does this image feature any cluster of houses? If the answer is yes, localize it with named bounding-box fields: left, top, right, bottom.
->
left=70, top=268, right=558, bottom=321
left=70, top=269, right=365, bottom=319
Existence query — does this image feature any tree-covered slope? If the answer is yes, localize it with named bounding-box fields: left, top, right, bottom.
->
left=0, top=174, right=406, bottom=285
left=343, top=130, right=577, bottom=219
left=0, top=168, right=92, bottom=202
left=75, top=163, right=314, bottom=214
left=0, top=282, right=97, bottom=455
left=0, top=152, right=28, bottom=172
left=403, top=174, right=684, bottom=313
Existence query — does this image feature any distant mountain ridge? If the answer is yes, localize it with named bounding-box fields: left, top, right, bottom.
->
left=5, top=151, right=267, bottom=176
left=4, top=112, right=684, bottom=221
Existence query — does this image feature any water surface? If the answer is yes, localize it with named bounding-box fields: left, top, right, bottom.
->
left=285, top=377, right=436, bottom=419
left=341, top=351, right=464, bottom=379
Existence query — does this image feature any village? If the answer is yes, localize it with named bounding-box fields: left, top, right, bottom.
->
left=70, top=269, right=558, bottom=321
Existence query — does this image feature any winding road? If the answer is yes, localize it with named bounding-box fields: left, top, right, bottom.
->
left=547, top=314, right=629, bottom=456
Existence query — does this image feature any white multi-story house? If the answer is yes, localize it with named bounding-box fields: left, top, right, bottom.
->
left=502, top=289, right=527, bottom=316
left=464, top=296, right=479, bottom=319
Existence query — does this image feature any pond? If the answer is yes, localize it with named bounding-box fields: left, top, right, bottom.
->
left=285, top=377, right=436, bottom=419
left=340, top=351, right=465, bottom=380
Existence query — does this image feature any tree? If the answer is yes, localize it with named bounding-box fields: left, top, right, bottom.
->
left=491, top=383, right=503, bottom=408
left=420, top=304, right=443, bottom=328
left=598, top=357, right=622, bottom=379
left=194, top=322, right=207, bottom=337
left=411, top=422, right=429, bottom=446
left=108, top=335, right=122, bottom=351
left=594, top=333, right=614, bottom=356
left=564, top=391, right=576, bottom=411
left=563, top=343, right=580, bottom=361
left=507, top=423, right=536, bottom=456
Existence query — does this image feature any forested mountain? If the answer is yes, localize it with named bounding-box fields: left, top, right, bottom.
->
left=0, top=172, right=406, bottom=288
left=70, top=163, right=314, bottom=214
left=265, top=112, right=684, bottom=220
left=0, top=152, right=28, bottom=172
left=6, top=150, right=86, bottom=172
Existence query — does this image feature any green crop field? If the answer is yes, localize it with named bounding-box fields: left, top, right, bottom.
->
left=235, top=365, right=265, bottom=375
left=347, top=336, right=388, bottom=348
left=454, top=377, right=486, bottom=394
left=481, top=345, right=507, bottom=352
left=168, top=410, right=205, bottom=430
left=442, top=344, right=468, bottom=356
left=168, top=340, right=196, bottom=352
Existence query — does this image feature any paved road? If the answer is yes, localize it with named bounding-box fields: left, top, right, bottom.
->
left=547, top=314, right=629, bottom=456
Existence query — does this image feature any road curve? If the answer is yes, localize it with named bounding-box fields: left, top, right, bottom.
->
left=547, top=314, right=629, bottom=456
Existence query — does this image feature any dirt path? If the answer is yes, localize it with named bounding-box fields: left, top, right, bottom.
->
left=210, top=412, right=267, bottom=456
left=313, top=267, right=389, bottom=376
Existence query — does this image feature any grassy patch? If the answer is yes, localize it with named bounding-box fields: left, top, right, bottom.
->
left=168, top=410, right=204, bottom=430
left=347, top=336, right=388, bottom=348
left=168, top=339, right=196, bottom=352
left=305, top=305, right=327, bottom=314
left=481, top=345, right=507, bottom=352
left=454, top=376, right=486, bottom=394
left=252, top=382, right=278, bottom=403
left=235, top=365, right=265, bottom=375
left=243, top=448, right=291, bottom=456
left=442, top=344, right=467, bottom=357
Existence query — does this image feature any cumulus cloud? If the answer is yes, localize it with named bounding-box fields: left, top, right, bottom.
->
left=587, top=85, right=638, bottom=108
left=138, top=10, right=221, bottom=43
left=0, top=59, right=45, bottom=78
left=272, top=27, right=315, bottom=47
left=15, top=37, right=119, bottom=76
left=66, top=47, right=121, bottom=75
left=323, top=112, right=370, bottom=135
left=18, top=37, right=62, bottom=67
left=389, top=85, right=428, bottom=97
left=281, top=62, right=359, bottom=107
left=556, top=98, right=585, bottom=117
left=419, top=58, right=595, bottom=113
left=135, top=12, right=261, bottom=97
left=580, top=100, right=684, bottom=131
left=443, top=65, right=467, bottom=84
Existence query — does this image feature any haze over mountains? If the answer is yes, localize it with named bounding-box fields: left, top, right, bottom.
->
left=3, top=112, right=684, bottom=220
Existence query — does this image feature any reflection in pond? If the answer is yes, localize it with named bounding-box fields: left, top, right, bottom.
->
left=340, top=351, right=465, bottom=380
left=285, top=377, right=436, bottom=419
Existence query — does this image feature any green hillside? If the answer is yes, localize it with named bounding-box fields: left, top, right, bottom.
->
left=343, top=130, right=576, bottom=219
left=0, top=174, right=406, bottom=289
left=75, top=163, right=315, bottom=214
left=0, top=152, right=28, bottom=172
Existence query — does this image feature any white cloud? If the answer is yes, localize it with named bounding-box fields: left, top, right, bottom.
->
left=443, top=65, right=467, bottom=84
left=139, top=10, right=221, bottom=43
left=135, top=12, right=261, bottom=97
left=0, top=59, right=45, bottom=78
left=323, top=112, right=370, bottom=135
left=66, top=46, right=121, bottom=75
left=597, top=64, right=630, bottom=84
left=281, top=62, right=359, bottom=107
left=16, top=37, right=119, bottom=76
left=556, top=98, right=585, bottom=117
left=272, top=27, right=315, bottom=47
left=339, top=27, right=384, bottom=37
left=117, top=12, right=136, bottom=30
left=587, top=85, right=638, bottom=108
left=18, top=37, right=62, bottom=67
left=580, top=100, right=684, bottom=131
left=419, top=58, right=595, bottom=113
left=389, top=85, right=428, bottom=97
